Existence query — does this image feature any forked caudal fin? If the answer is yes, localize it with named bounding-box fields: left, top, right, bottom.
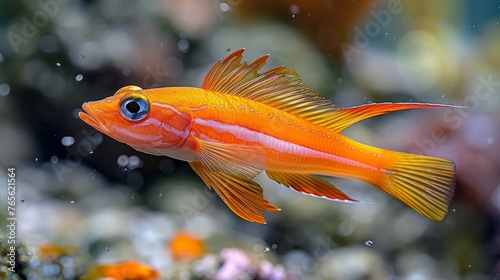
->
left=374, top=151, right=456, bottom=221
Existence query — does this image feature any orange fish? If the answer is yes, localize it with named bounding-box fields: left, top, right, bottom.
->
left=79, top=49, right=456, bottom=223
left=81, top=259, right=159, bottom=280
left=169, top=230, right=205, bottom=261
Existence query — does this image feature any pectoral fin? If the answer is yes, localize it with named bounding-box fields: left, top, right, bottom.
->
left=195, top=137, right=267, bottom=177
left=189, top=137, right=279, bottom=223
left=190, top=162, right=279, bottom=223
left=266, top=171, right=357, bottom=202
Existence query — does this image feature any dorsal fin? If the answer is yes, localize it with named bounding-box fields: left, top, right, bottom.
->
left=202, top=49, right=459, bottom=132
left=314, top=102, right=460, bottom=132
left=202, top=49, right=341, bottom=125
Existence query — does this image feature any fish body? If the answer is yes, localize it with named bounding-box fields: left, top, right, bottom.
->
left=80, top=49, right=456, bottom=223
left=135, top=88, right=396, bottom=179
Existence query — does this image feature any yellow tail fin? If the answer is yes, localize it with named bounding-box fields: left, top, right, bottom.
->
left=376, top=152, right=456, bottom=221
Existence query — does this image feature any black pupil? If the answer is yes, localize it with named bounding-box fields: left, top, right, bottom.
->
left=126, top=100, right=140, bottom=114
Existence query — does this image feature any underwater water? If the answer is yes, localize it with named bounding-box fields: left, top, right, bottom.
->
left=1, top=0, right=499, bottom=279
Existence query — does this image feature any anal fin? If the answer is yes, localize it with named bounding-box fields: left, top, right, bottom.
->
left=266, top=171, right=357, bottom=202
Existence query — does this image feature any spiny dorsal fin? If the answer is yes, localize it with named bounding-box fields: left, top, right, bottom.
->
left=202, top=49, right=459, bottom=132
left=202, top=49, right=341, bottom=126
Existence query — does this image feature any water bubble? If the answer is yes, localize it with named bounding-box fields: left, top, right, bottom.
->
left=106, top=247, right=109, bottom=252
left=159, top=191, right=163, bottom=197
left=40, top=35, right=59, bottom=53
left=72, top=108, right=82, bottom=119
left=177, top=39, right=190, bottom=54
left=159, top=158, right=175, bottom=175
left=70, top=200, right=75, bottom=204
left=35, top=158, right=39, bottom=162
left=51, top=156, right=59, bottom=164
left=40, top=262, right=61, bottom=275
left=271, top=244, right=278, bottom=250
left=89, top=150, right=94, bottom=154
left=60, top=256, right=73, bottom=268
left=122, top=67, right=131, bottom=77
left=0, top=83, right=11, bottom=97
left=20, top=200, right=25, bottom=203
left=364, top=240, right=373, bottom=247
left=55, top=62, right=62, bottom=67
left=219, top=2, right=231, bottom=12
left=61, top=136, right=75, bottom=147
left=128, top=155, right=142, bottom=170
left=117, top=155, right=129, bottom=167
left=75, top=74, right=84, bottom=82
left=264, top=247, right=270, bottom=253
left=289, top=4, right=300, bottom=15
left=92, top=133, right=103, bottom=145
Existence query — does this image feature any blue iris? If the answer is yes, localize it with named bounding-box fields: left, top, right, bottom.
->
left=119, top=96, right=149, bottom=121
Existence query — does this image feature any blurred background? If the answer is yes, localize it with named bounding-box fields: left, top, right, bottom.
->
left=0, top=0, right=499, bottom=279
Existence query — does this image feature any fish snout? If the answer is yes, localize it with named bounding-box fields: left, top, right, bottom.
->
left=79, top=102, right=111, bottom=133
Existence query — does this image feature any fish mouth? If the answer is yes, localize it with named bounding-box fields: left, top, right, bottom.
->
left=79, top=102, right=111, bottom=133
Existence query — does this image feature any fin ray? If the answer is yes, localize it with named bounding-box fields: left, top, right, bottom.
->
left=195, top=137, right=266, bottom=178
left=189, top=137, right=278, bottom=223
left=375, top=153, right=456, bottom=221
left=189, top=161, right=279, bottom=223
left=266, top=171, right=357, bottom=202
left=202, top=49, right=338, bottom=124
left=319, top=103, right=462, bottom=132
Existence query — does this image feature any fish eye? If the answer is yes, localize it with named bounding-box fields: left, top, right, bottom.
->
left=119, top=95, right=149, bottom=121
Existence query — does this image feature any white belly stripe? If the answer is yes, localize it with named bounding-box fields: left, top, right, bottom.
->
left=193, top=118, right=376, bottom=170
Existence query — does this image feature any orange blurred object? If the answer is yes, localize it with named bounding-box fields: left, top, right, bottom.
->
left=37, top=243, right=78, bottom=260
left=82, top=259, right=159, bottom=280
left=169, top=230, right=205, bottom=261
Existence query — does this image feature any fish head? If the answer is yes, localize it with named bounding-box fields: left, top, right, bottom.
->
left=79, top=85, right=191, bottom=154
